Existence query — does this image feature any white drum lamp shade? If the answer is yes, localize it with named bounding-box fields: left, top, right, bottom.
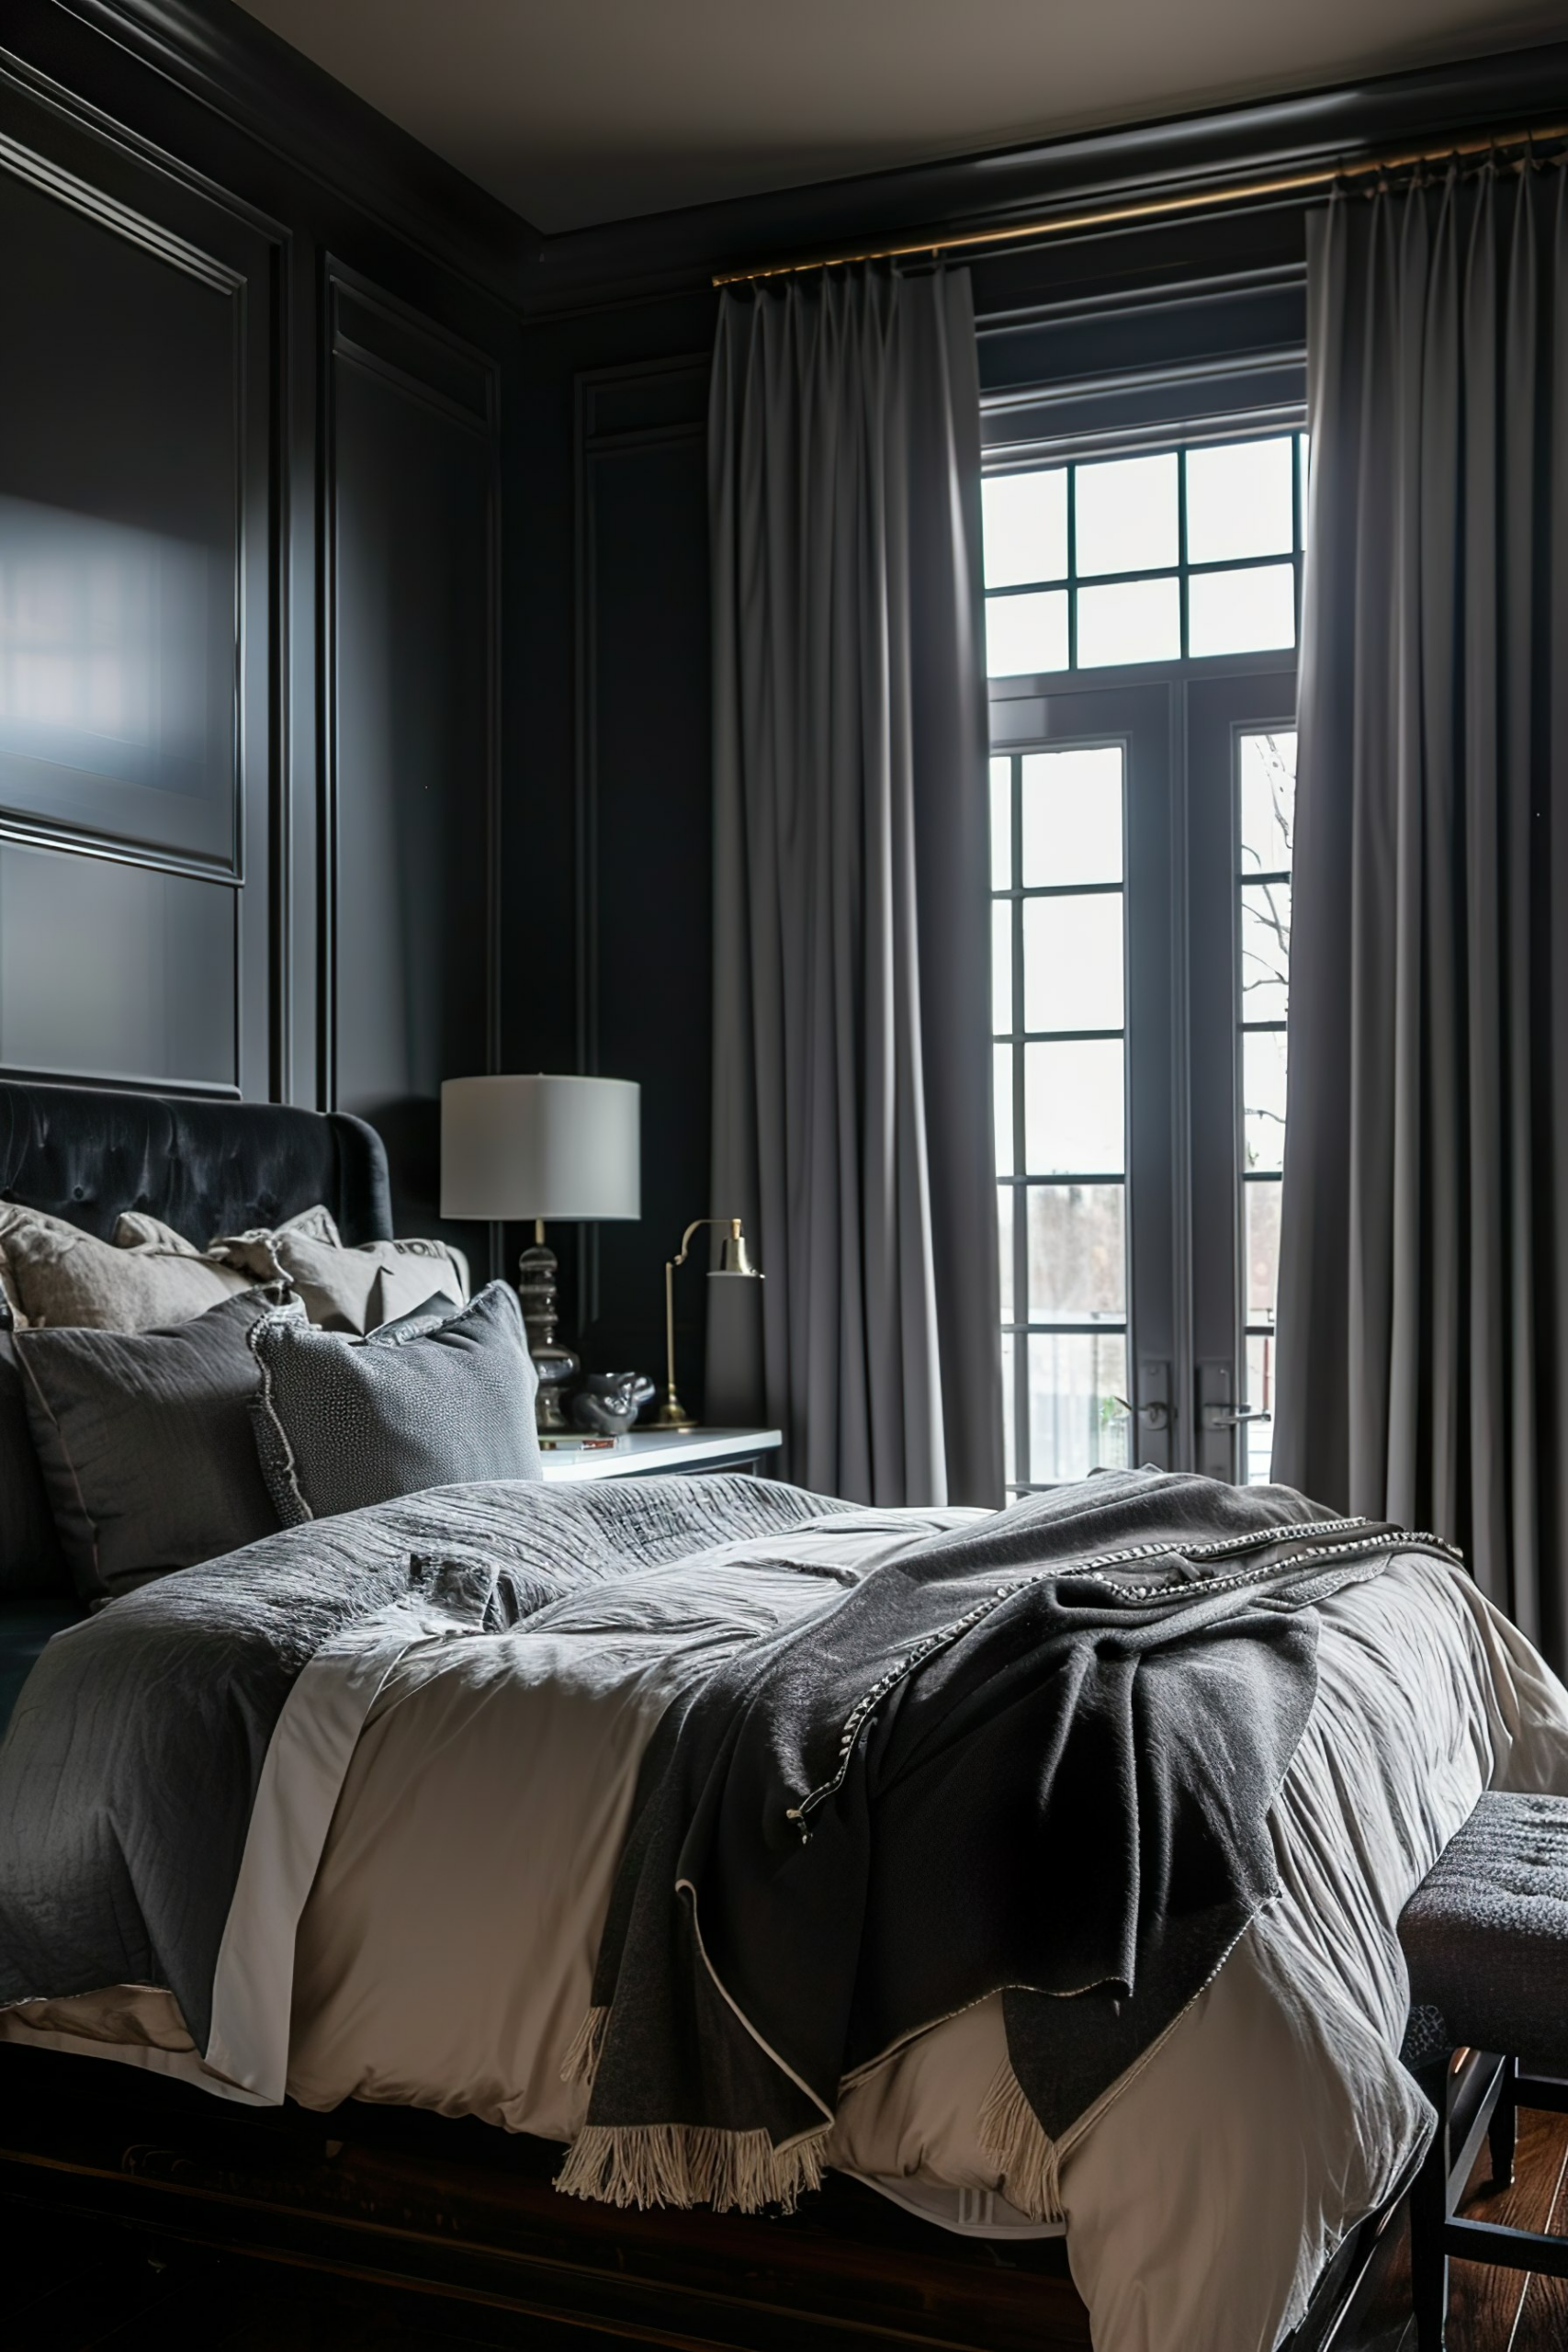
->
left=440, top=1076, right=641, bottom=1223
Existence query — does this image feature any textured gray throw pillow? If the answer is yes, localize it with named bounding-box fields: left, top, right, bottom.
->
left=248, top=1282, right=541, bottom=1525
left=16, top=1290, right=284, bottom=1604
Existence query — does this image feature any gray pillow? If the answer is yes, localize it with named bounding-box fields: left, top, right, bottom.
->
left=249, top=1281, right=541, bottom=1526
left=116, top=1204, right=342, bottom=1261
left=0, top=1202, right=252, bottom=1331
left=16, top=1290, right=284, bottom=1604
left=192, top=1206, right=469, bottom=1335
left=248, top=1230, right=468, bottom=1333
left=0, top=1332, right=73, bottom=1601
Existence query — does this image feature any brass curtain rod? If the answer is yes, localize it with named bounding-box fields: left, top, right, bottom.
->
left=712, top=119, right=1568, bottom=288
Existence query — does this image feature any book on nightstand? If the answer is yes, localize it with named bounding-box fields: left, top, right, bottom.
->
left=536, top=1433, right=626, bottom=1452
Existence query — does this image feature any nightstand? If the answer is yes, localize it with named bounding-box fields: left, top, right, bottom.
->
left=536, top=1427, right=783, bottom=1483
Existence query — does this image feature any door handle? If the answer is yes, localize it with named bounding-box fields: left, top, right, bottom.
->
left=1113, top=1396, right=1173, bottom=1432
left=1201, top=1405, right=1271, bottom=1430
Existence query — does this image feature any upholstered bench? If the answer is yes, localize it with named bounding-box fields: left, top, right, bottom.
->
left=1397, top=1790, right=1568, bottom=2347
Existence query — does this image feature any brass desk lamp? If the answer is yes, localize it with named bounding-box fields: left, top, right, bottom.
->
left=651, top=1216, right=761, bottom=1432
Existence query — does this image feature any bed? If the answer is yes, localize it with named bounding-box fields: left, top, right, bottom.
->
left=2, top=1077, right=1566, bottom=2352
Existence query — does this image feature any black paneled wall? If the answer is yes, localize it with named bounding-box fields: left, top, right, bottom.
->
left=11, top=4, right=1568, bottom=1408
left=0, top=0, right=523, bottom=1256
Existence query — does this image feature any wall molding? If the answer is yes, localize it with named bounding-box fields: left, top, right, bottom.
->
left=573, top=354, right=709, bottom=1076
left=573, top=352, right=708, bottom=1335
left=31, top=0, right=536, bottom=304
left=317, top=255, right=503, bottom=1113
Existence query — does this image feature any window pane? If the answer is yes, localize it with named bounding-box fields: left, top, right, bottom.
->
left=1239, top=879, right=1292, bottom=1023
left=1077, top=575, right=1180, bottom=669
left=1001, top=1330, right=1017, bottom=1487
left=993, top=899, right=1014, bottom=1034
left=1025, top=1038, right=1125, bottom=1173
left=1244, top=1177, right=1280, bottom=1323
left=1028, top=1332, right=1130, bottom=1483
left=1244, top=1332, right=1277, bottom=1485
left=1185, top=438, right=1294, bottom=563
left=983, top=469, right=1068, bottom=588
left=1243, top=1030, right=1288, bottom=1172
left=1075, top=452, right=1179, bottom=577
left=1022, top=893, right=1123, bottom=1033
left=990, top=754, right=1012, bottom=888
left=987, top=589, right=1067, bottom=677
left=998, top=1185, right=1015, bottom=1321
left=1021, top=746, right=1122, bottom=886
left=1028, top=1182, right=1125, bottom=1319
left=1188, top=562, right=1296, bottom=657
left=995, top=1042, right=1015, bottom=1173
left=1297, top=435, right=1310, bottom=547
left=1238, top=729, right=1296, bottom=876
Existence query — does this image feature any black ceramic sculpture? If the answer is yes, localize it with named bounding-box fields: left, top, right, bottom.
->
left=570, top=1370, right=656, bottom=1435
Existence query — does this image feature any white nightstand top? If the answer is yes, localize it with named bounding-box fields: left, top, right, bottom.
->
left=537, top=1427, right=783, bottom=1483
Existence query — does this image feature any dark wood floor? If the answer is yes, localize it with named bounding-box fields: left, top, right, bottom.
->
left=7, top=2109, right=1568, bottom=2350
left=1342, top=2104, right=1568, bottom=2352
left=6, top=2211, right=626, bottom=2351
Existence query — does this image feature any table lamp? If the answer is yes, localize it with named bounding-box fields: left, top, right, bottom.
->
left=441, top=1075, right=640, bottom=1431
left=651, top=1216, right=762, bottom=1432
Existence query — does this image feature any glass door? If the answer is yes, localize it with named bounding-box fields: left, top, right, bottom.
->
left=1187, top=671, right=1298, bottom=1484
left=984, top=430, right=1307, bottom=1491
left=991, top=684, right=1178, bottom=1493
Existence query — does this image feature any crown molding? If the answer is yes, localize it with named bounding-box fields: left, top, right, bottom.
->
left=522, top=35, right=1568, bottom=321
left=16, top=7, right=1568, bottom=328
left=17, top=0, right=540, bottom=307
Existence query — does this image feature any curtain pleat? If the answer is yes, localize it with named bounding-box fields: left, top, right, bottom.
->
left=707, top=267, right=1001, bottom=1507
left=1275, top=163, right=1568, bottom=1661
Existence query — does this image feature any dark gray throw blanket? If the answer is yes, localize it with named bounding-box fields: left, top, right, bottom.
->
left=558, top=1469, right=1459, bottom=2217
left=0, top=1475, right=849, bottom=2048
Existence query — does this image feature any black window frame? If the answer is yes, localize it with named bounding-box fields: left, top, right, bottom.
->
left=984, top=417, right=1304, bottom=1494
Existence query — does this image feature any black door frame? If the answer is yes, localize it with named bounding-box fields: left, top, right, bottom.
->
left=990, top=649, right=1296, bottom=1485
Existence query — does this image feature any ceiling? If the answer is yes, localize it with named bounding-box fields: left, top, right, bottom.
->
left=235, top=0, right=1563, bottom=235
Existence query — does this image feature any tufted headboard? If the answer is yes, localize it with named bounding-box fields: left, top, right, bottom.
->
left=0, top=1080, right=393, bottom=1249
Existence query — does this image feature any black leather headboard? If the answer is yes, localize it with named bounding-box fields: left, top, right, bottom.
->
left=0, top=1081, right=393, bottom=1249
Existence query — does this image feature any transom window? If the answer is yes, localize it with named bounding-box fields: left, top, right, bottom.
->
left=983, top=435, right=1308, bottom=678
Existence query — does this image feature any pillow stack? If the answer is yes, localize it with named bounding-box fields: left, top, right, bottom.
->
left=0, top=1200, right=251, bottom=1333
left=0, top=1197, right=536, bottom=1611
left=113, top=1205, right=470, bottom=1335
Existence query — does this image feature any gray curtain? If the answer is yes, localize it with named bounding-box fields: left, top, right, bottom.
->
left=1274, top=162, right=1568, bottom=1657
left=707, top=266, right=1002, bottom=1508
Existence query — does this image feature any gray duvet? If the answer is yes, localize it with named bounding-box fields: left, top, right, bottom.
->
left=0, top=1475, right=847, bottom=2041
left=7, top=1473, right=1568, bottom=2352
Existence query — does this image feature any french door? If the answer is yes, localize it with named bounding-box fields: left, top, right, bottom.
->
left=990, top=661, right=1298, bottom=1491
